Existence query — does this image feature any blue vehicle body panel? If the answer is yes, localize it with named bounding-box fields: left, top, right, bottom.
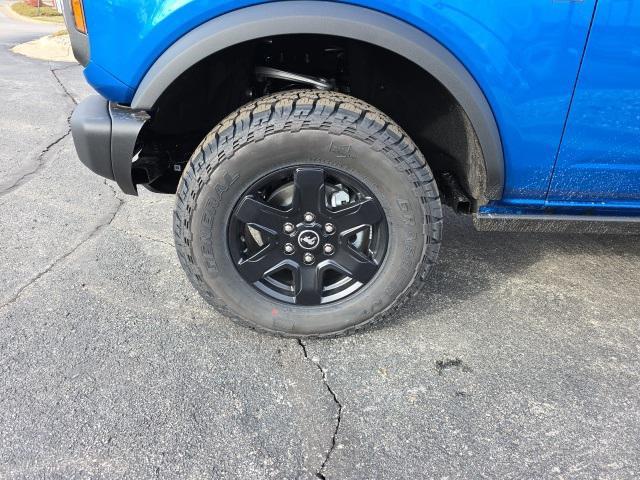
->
left=79, top=0, right=640, bottom=214
left=548, top=0, right=640, bottom=206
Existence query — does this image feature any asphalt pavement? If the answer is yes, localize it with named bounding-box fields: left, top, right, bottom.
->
left=1, top=5, right=639, bottom=479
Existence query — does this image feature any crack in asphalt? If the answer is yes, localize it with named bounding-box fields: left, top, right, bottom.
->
left=50, top=64, right=79, bottom=106
left=0, top=65, right=76, bottom=199
left=298, top=339, right=343, bottom=480
left=0, top=61, right=147, bottom=311
left=0, top=59, right=126, bottom=310
left=0, top=195, right=123, bottom=312
left=0, top=129, right=71, bottom=199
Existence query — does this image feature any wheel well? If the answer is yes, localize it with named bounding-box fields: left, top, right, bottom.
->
left=138, top=35, right=487, bottom=211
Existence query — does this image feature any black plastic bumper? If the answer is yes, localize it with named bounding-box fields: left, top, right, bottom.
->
left=70, top=95, right=150, bottom=195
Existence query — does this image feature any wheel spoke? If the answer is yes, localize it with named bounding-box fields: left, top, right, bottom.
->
left=233, top=195, right=289, bottom=231
left=236, top=246, right=285, bottom=283
left=294, top=265, right=323, bottom=305
left=332, top=198, right=383, bottom=232
left=293, top=168, right=326, bottom=213
left=331, top=247, right=379, bottom=284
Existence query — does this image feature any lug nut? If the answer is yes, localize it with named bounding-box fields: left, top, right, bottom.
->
left=303, top=252, right=315, bottom=264
left=284, top=243, right=295, bottom=255
left=324, top=223, right=335, bottom=234
left=283, top=222, right=295, bottom=234
left=303, top=212, right=315, bottom=223
left=323, top=244, right=335, bottom=255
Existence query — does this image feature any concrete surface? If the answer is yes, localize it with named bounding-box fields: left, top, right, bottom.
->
left=1, top=4, right=639, bottom=479
left=12, top=33, right=76, bottom=63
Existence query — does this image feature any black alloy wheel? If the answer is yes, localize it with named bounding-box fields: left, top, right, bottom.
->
left=228, top=166, right=388, bottom=305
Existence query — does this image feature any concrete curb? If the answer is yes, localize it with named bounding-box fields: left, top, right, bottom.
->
left=11, top=33, right=77, bottom=63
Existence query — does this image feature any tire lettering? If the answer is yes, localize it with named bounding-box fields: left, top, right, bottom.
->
left=199, top=171, right=240, bottom=277
left=329, top=141, right=354, bottom=159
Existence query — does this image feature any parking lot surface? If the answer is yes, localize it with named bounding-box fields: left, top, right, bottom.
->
left=1, top=8, right=639, bottom=479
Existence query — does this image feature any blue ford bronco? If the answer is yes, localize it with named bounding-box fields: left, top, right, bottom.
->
left=64, top=0, right=640, bottom=337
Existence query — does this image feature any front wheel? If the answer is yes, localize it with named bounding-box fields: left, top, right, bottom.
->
left=174, top=90, right=442, bottom=337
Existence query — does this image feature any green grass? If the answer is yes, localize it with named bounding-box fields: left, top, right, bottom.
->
left=11, top=2, right=64, bottom=22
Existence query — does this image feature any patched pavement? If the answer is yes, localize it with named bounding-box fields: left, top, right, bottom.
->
left=1, top=7, right=639, bottom=480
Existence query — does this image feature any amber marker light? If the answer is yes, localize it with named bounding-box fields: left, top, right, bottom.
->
left=71, top=0, right=87, bottom=34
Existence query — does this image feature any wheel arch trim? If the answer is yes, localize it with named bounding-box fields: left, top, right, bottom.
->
left=130, top=1, right=504, bottom=200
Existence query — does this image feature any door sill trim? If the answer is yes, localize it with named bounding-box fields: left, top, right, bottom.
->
left=474, top=213, right=640, bottom=234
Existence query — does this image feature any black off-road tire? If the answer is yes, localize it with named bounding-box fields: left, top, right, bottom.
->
left=174, top=90, right=443, bottom=338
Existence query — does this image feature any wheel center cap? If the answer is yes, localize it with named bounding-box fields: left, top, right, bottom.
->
left=297, top=230, right=320, bottom=250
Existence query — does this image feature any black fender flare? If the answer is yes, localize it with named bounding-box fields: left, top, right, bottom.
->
left=130, top=1, right=504, bottom=199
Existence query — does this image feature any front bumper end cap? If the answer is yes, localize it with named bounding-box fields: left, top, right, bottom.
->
left=70, top=95, right=150, bottom=195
